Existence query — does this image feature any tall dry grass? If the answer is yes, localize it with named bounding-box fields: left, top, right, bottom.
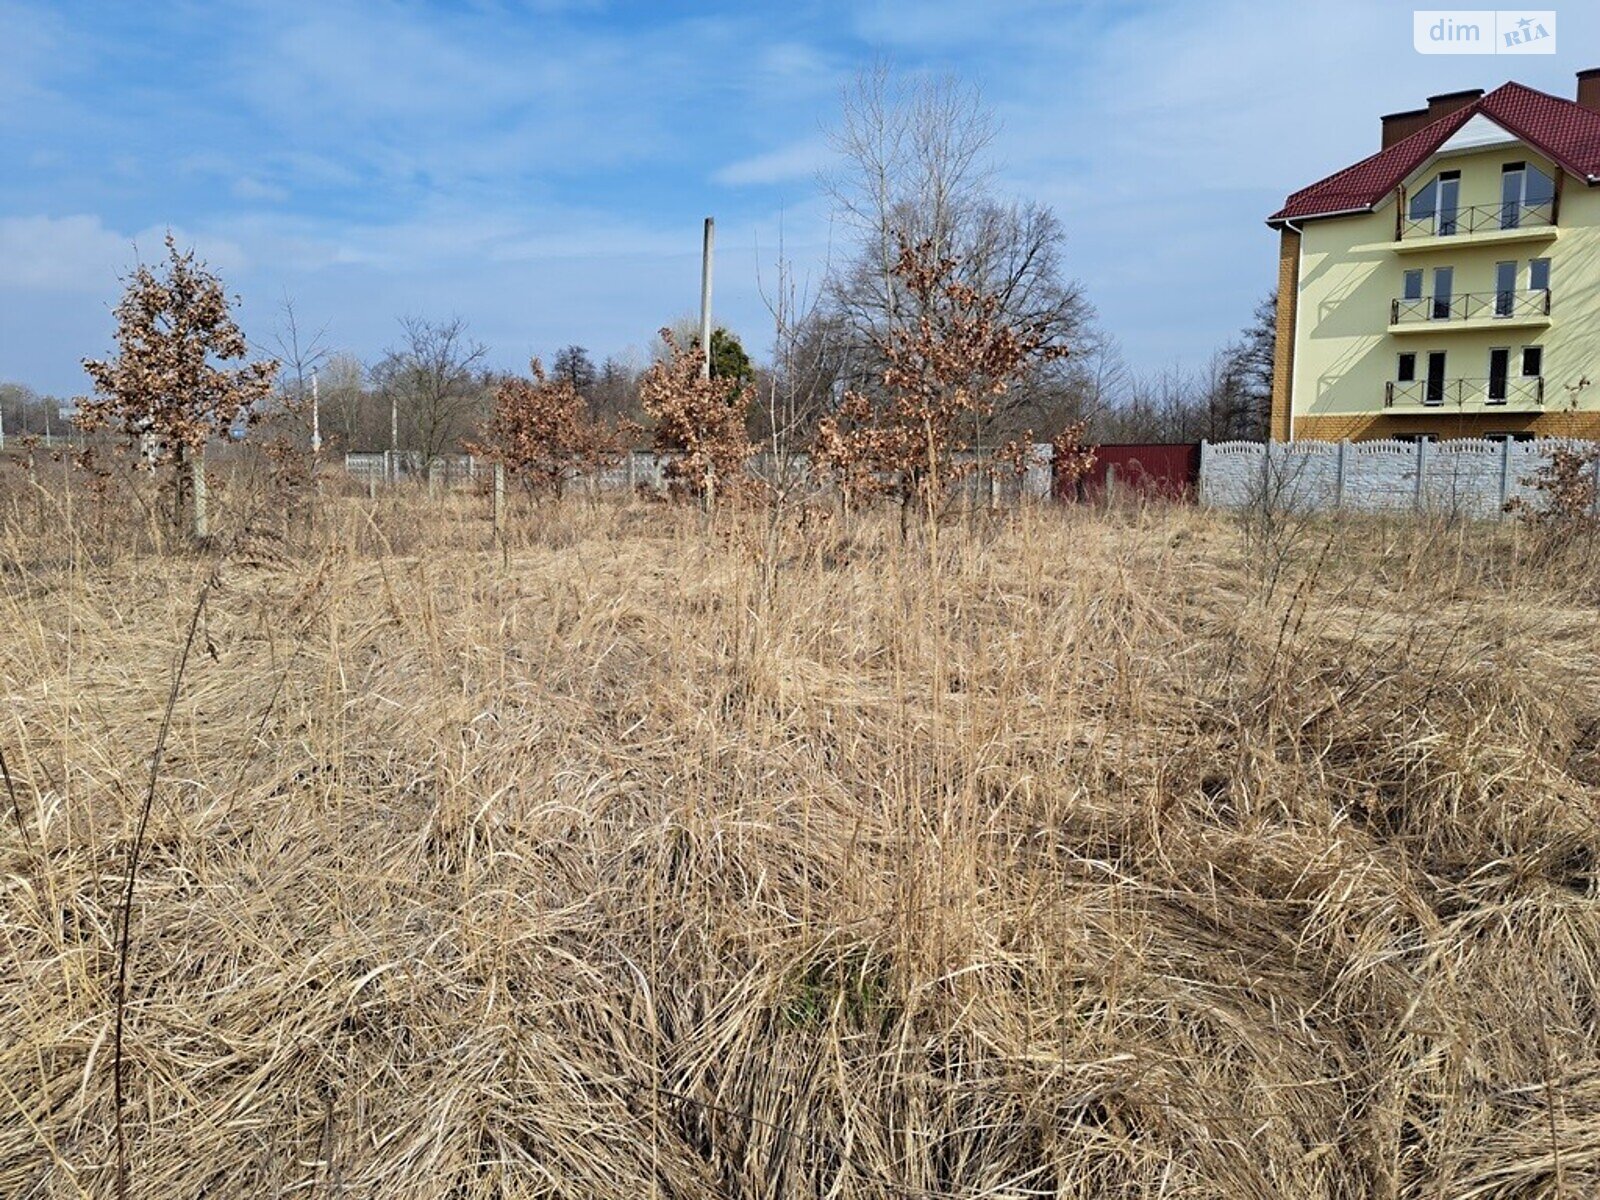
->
left=1, top=466, right=1599, bottom=1197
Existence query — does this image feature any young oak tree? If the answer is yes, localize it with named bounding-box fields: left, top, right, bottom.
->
left=79, top=234, right=278, bottom=536
left=813, top=237, right=1070, bottom=531
left=471, top=359, right=636, bottom=498
left=822, top=68, right=1088, bottom=439
left=639, top=328, right=754, bottom=505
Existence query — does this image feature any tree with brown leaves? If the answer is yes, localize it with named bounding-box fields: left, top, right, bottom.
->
left=472, top=359, right=636, bottom=499
left=79, top=234, right=278, bottom=537
left=813, top=237, right=1070, bottom=532
left=639, top=328, right=753, bottom=506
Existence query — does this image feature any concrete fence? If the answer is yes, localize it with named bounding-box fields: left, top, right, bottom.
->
left=344, top=446, right=1057, bottom=502
left=1199, top=437, right=1592, bottom=518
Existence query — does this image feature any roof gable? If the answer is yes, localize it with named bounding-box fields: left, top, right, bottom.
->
left=1269, top=81, right=1600, bottom=225
left=1435, top=112, right=1520, bottom=154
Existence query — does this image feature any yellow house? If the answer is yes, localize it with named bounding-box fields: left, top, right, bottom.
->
left=1268, top=71, right=1600, bottom=441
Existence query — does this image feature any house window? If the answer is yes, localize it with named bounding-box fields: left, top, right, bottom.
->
left=1487, top=432, right=1535, bottom=443
left=1431, top=266, right=1454, bottom=319
left=1397, top=351, right=1417, bottom=382
left=1402, top=269, right=1423, bottom=301
left=1409, top=170, right=1461, bottom=234
left=1394, top=433, right=1439, bottom=443
left=1409, top=178, right=1436, bottom=221
left=1529, top=257, right=1551, bottom=293
left=1501, top=161, right=1556, bottom=228
left=1488, top=348, right=1510, bottom=401
left=1494, top=261, right=1516, bottom=316
left=1522, top=346, right=1543, bottom=377
left=1426, top=350, right=1447, bottom=405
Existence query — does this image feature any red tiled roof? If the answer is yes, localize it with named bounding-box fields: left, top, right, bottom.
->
left=1268, top=82, right=1600, bottom=225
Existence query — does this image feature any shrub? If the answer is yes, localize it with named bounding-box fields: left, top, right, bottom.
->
left=639, top=329, right=753, bottom=505
left=473, top=359, right=636, bottom=498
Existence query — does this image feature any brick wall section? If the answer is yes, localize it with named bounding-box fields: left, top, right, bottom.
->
left=1270, top=228, right=1300, bottom=442
left=1294, top=411, right=1600, bottom=441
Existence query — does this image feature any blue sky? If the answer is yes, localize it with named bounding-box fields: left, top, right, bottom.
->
left=3, top=0, right=1599, bottom=395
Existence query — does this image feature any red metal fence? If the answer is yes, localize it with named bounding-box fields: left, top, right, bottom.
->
left=1057, top=443, right=1202, bottom=503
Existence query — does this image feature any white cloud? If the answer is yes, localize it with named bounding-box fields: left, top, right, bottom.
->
left=713, top=137, right=836, bottom=187
left=0, top=0, right=59, bottom=112
left=0, top=215, right=133, bottom=292
left=231, top=176, right=290, bottom=204
left=0, top=214, right=247, bottom=292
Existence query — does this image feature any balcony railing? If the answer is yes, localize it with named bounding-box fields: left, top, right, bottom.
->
left=1398, top=201, right=1555, bottom=239
left=1390, top=288, right=1551, bottom=324
left=1385, top=376, right=1545, bottom=409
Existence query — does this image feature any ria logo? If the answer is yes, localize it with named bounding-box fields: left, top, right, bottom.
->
left=1413, top=10, right=1556, bottom=54
left=1502, top=13, right=1553, bottom=48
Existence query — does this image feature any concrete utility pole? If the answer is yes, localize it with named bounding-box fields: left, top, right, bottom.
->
left=699, top=216, right=715, bottom=381
left=389, top=391, right=399, bottom=484
left=310, top=369, right=321, bottom=456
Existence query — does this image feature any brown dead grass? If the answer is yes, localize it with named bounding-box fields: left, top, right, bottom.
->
left=1, top=474, right=1599, bottom=1198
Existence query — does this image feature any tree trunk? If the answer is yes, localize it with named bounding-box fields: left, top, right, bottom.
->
left=192, top=451, right=208, bottom=541
left=171, top=444, right=189, bottom=541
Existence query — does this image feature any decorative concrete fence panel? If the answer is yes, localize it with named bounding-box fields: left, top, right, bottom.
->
left=1195, top=441, right=1268, bottom=509
left=345, top=446, right=1059, bottom=502
left=1200, top=437, right=1597, bottom=518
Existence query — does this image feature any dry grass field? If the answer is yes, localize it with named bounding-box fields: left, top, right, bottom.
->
left=2, top=477, right=1600, bottom=1198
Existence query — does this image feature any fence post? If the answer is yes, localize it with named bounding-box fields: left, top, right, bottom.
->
left=1592, top=448, right=1600, bottom=516
left=1414, top=437, right=1428, bottom=512
left=1499, top=436, right=1513, bottom=516
left=1105, top=462, right=1117, bottom=506
left=427, top=458, right=438, bottom=500
left=626, top=451, right=637, bottom=493
left=1335, top=439, right=1348, bottom=509
left=1197, top=441, right=1208, bottom=506
left=492, top=462, right=505, bottom=534
left=192, top=453, right=208, bottom=540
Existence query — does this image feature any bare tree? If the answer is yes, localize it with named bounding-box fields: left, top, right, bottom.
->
left=311, top=353, right=376, bottom=450
left=1086, top=294, right=1276, bottom=446
left=266, top=295, right=330, bottom=445
left=0, top=382, right=40, bottom=445
left=371, top=316, right=488, bottom=468
left=821, top=66, right=1089, bottom=442
left=758, top=252, right=845, bottom=466
left=590, top=355, right=643, bottom=427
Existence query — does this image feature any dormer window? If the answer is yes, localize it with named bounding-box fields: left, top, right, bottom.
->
left=1501, top=161, right=1555, bottom=228
left=1409, top=170, right=1461, bottom=235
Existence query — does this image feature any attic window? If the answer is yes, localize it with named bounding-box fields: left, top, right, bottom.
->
left=1501, top=162, right=1555, bottom=227
left=1409, top=170, right=1461, bottom=235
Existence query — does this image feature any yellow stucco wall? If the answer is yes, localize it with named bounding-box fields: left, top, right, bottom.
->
left=1288, top=144, right=1600, bottom=440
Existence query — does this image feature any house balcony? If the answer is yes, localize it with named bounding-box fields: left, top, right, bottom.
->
left=1384, top=376, right=1546, bottom=413
left=1388, top=288, right=1551, bottom=334
left=1394, top=202, right=1557, bottom=252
